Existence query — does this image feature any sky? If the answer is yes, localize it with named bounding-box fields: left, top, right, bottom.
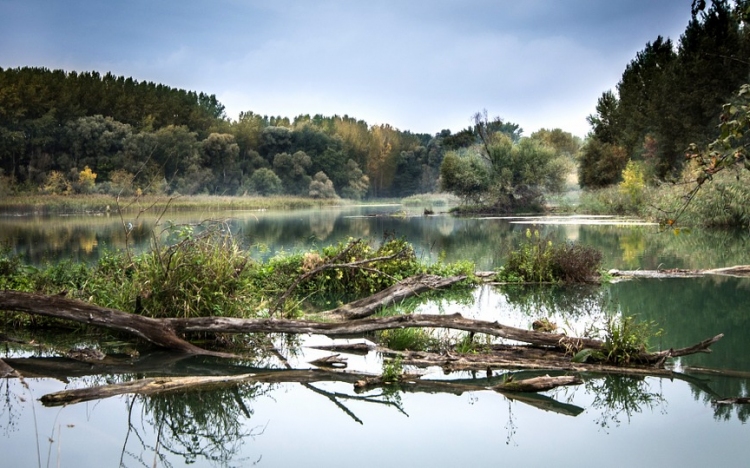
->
left=0, top=0, right=695, bottom=137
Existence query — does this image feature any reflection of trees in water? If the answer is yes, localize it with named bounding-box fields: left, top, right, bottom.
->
left=585, top=375, right=666, bottom=431
left=308, top=210, right=338, bottom=241
left=500, top=283, right=607, bottom=320
left=0, top=378, right=23, bottom=437
left=123, top=384, right=268, bottom=467
left=609, top=277, right=750, bottom=372
left=689, top=378, right=750, bottom=423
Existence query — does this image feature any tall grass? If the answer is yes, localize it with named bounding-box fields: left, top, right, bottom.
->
left=0, top=230, right=476, bottom=324
left=0, top=194, right=347, bottom=215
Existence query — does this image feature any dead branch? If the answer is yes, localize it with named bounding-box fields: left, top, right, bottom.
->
left=308, top=343, right=374, bottom=355
left=325, top=274, right=467, bottom=320
left=309, top=354, right=348, bottom=368
left=609, top=265, right=750, bottom=280
left=714, top=397, right=750, bottom=405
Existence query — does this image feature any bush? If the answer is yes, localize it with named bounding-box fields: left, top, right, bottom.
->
left=498, top=229, right=602, bottom=283
left=578, top=185, right=649, bottom=216
left=550, top=243, right=603, bottom=283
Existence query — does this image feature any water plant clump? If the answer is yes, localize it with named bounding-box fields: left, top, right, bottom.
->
left=497, top=229, right=602, bottom=283
left=573, top=315, right=663, bottom=365
left=381, top=356, right=404, bottom=383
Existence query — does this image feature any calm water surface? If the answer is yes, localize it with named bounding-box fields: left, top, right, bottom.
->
left=1, top=206, right=749, bottom=467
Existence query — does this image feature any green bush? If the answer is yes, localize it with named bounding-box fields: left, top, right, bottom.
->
left=498, top=229, right=602, bottom=283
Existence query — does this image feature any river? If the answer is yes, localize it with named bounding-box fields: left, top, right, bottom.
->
left=1, top=205, right=749, bottom=467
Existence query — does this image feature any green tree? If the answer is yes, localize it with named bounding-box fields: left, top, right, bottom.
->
left=578, top=139, right=629, bottom=188
left=244, top=168, right=283, bottom=196
left=341, top=159, right=370, bottom=199
left=439, top=150, right=490, bottom=204
left=308, top=171, right=338, bottom=199
left=202, top=133, right=240, bottom=194
left=273, top=151, right=312, bottom=195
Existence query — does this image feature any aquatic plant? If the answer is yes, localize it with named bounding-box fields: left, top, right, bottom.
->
left=497, top=229, right=602, bottom=283
left=381, top=356, right=404, bottom=382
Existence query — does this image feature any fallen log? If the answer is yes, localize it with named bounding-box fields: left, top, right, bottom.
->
left=309, top=343, right=374, bottom=355
left=714, top=397, right=750, bottom=405
left=0, top=358, right=19, bottom=378
left=493, top=375, right=583, bottom=392
left=40, top=374, right=256, bottom=406
left=0, top=290, right=231, bottom=358
left=325, top=274, right=468, bottom=320
left=608, top=264, right=750, bottom=280
left=0, top=290, right=723, bottom=367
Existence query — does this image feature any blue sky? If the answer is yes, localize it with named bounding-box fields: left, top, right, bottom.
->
left=0, top=0, right=694, bottom=137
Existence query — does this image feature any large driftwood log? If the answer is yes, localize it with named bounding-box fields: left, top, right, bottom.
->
left=38, top=369, right=591, bottom=408
left=493, top=375, right=583, bottom=392
left=0, top=290, right=233, bottom=358
left=325, top=274, right=467, bottom=320
left=609, top=265, right=750, bottom=280
left=0, top=289, right=723, bottom=366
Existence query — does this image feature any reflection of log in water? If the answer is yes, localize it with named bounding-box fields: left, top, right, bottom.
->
left=37, top=367, right=586, bottom=414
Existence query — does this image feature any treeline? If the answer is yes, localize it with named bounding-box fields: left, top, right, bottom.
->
left=0, top=67, right=453, bottom=198
left=581, top=0, right=750, bottom=187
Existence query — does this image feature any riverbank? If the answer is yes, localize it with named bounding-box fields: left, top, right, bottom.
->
left=0, top=194, right=349, bottom=215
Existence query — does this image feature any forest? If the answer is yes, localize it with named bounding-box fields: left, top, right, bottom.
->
left=581, top=0, right=750, bottom=187
left=0, top=66, right=579, bottom=202
left=2, top=1, right=750, bottom=218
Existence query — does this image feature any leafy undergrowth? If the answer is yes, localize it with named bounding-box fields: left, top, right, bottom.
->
left=0, top=228, right=476, bottom=327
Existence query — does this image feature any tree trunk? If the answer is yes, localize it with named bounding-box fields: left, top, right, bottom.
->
left=493, top=375, right=583, bottom=392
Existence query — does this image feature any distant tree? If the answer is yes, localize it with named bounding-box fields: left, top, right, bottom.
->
left=530, top=128, right=581, bottom=159
left=244, top=168, right=283, bottom=196
left=259, top=126, right=292, bottom=161
left=65, top=115, right=132, bottom=180
left=439, top=150, right=490, bottom=204
left=442, top=128, right=476, bottom=149
left=578, top=139, right=628, bottom=188
left=587, top=91, right=621, bottom=145
left=309, top=171, right=338, bottom=199
left=77, top=166, right=97, bottom=193
left=41, top=171, right=72, bottom=195
left=273, top=151, right=312, bottom=195
left=443, top=111, right=567, bottom=210
left=202, top=133, right=240, bottom=194
left=152, top=125, right=201, bottom=190
left=341, top=159, right=370, bottom=200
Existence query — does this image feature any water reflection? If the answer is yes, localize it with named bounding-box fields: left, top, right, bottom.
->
left=127, top=384, right=268, bottom=467
left=4, top=208, right=750, bottom=271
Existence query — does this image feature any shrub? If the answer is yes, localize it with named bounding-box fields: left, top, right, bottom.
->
left=498, top=229, right=602, bottom=283
left=550, top=243, right=603, bottom=283
left=578, top=185, right=649, bottom=215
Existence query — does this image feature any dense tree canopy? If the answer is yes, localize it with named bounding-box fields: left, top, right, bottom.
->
left=581, top=0, right=750, bottom=185
left=439, top=112, right=570, bottom=211
left=0, top=67, right=453, bottom=198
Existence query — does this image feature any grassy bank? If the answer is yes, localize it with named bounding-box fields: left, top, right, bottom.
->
left=0, top=194, right=349, bottom=215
